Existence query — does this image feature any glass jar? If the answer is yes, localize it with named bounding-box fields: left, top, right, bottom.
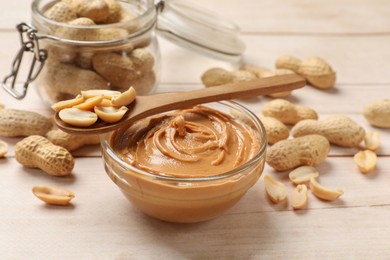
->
left=2, top=0, right=245, bottom=105
left=33, top=0, right=160, bottom=104
left=101, top=101, right=267, bottom=223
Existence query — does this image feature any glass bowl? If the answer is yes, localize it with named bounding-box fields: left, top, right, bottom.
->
left=100, top=101, right=267, bottom=223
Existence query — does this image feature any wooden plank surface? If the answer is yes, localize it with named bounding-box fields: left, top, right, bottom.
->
left=0, top=0, right=389, bottom=259
left=1, top=0, right=390, bottom=34
left=1, top=157, right=390, bottom=259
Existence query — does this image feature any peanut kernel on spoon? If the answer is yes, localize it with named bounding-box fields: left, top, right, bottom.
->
left=73, top=95, right=104, bottom=111
left=94, top=106, right=128, bottom=123
left=32, top=185, right=75, bottom=206
left=291, top=184, right=308, bottom=210
left=99, top=98, right=114, bottom=107
left=0, top=140, right=8, bottom=157
left=51, top=95, right=84, bottom=112
left=354, top=150, right=377, bottom=173
left=81, top=89, right=121, bottom=99
left=289, top=166, right=319, bottom=184
left=59, top=108, right=98, bottom=127
left=309, top=177, right=343, bottom=201
left=111, top=86, right=136, bottom=107
left=264, top=175, right=287, bottom=203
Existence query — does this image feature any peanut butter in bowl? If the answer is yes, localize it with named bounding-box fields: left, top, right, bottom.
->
left=101, top=101, right=267, bottom=223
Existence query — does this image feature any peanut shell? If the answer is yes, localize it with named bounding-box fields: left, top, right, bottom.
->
left=15, top=135, right=74, bottom=176
left=0, top=109, right=52, bottom=137
left=266, top=134, right=330, bottom=171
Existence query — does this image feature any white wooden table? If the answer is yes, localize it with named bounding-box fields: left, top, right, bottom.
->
left=1, top=0, right=389, bottom=259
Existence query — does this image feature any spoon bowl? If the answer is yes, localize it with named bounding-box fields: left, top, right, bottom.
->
left=54, top=74, right=306, bottom=135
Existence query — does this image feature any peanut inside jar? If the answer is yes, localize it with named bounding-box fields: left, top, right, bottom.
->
left=111, top=105, right=260, bottom=177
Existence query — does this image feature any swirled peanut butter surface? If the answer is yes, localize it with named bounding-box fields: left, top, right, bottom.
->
left=111, top=105, right=259, bottom=177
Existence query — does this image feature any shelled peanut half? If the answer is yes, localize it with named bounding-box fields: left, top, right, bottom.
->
left=53, top=86, right=136, bottom=127
left=32, top=185, right=75, bottom=206
left=0, top=140, right=8, bottom=158
left=264, top=165, right=344, bottom=210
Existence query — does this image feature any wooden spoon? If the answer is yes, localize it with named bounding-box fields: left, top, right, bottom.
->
left=54, top=74, right=305, bottom=135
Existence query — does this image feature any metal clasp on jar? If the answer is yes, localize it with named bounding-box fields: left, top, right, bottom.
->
left=2, top=23, right=47, bottom=99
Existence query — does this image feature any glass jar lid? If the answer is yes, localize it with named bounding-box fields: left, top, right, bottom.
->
left=157, top=0, right=245, bottom=62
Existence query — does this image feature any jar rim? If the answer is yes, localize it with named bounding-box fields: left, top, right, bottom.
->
left=101, top=101, right=268, bottom=183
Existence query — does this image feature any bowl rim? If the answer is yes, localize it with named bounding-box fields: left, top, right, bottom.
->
left=101, top=100, right=268, bottom=182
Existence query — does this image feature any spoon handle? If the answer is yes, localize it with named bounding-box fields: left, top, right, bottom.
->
left=55, top=74, right=306, bottom=135
left=142, top=74, right=305, bottom=113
